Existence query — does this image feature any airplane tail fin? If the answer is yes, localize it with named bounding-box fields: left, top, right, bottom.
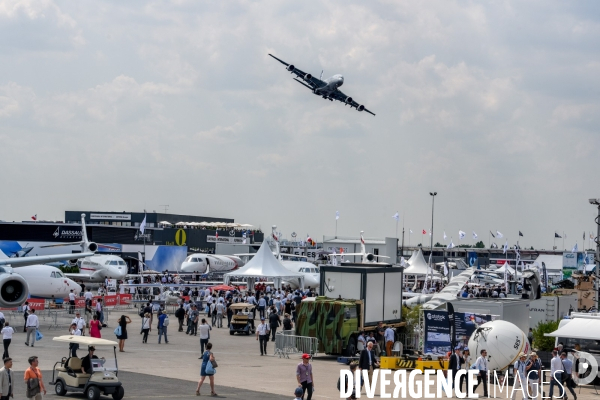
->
left=39, top=214, right=98, bottom=254
left=360, top=231, right=366, bottom=255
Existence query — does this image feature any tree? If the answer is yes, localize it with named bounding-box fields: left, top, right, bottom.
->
left=474, top=241, right=485, bottom=248
left=434, top=242, right=444, bottom=247
left=532, top=320, right=560, bottom=351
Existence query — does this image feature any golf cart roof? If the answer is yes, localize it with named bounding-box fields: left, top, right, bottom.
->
left=53, top=335, right=118, bottom=346
left=229, top=302, right=255, bottom=310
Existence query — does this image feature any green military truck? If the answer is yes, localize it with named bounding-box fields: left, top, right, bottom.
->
left=295, top=296, right=405, bottom=356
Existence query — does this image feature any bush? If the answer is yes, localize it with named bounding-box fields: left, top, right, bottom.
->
left=402, top=304, right=422, bottom=328
left=532, top=320, right=559, bottom=351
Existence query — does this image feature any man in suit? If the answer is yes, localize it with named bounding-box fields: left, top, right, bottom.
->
left=448, top=346, right=463, bottom=389
left=0, top=357, right=13, bottom=399
left=359, top=341, right=379, bottom=387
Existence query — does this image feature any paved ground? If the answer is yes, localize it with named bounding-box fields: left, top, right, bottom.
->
left=13, top=370, right=285, bottom=399
left=5, top=309, right=600, bottom=399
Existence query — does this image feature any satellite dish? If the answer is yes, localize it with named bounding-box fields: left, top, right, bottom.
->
left=468, top=320, right=529, bottom=371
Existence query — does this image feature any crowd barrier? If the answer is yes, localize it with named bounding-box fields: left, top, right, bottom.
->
left=274, top=330, right=318, bottom=359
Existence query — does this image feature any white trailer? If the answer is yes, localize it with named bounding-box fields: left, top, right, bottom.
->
left=442, top=298, right=531, bottom=334
left=528, top=294, right=578, bottom=329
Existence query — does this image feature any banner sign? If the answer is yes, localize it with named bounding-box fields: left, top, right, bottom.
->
left=90, top=213, right=131, bottom=221
left=207, top=236, right=245, bottom=244
left=6, top=294, right=133, bottom=311
left=424, top=310, right=492, bottom=355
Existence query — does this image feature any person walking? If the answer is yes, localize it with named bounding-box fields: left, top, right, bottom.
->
left=72, top=312, right=86, bottom=336
left=526, top=352, right=542, bottom=399
left=296, top=353, right=314, bottom=400
left=141, top=312, right=151, bottom=343
left=527, top=328, right=533, bottom=346
left=226, top=301, right=233, bottom=328
left=68, top=289, right=76, bottom=314
left=196, top=342, right=217, bottom=397
left=24, top=356, right=46, bottom=400
left=158, top=310, right=169, bottom=344
left=22, top=302, right=30, bottom=333
left=449, top=346, right=463, bottom=389
left=460, top=347, right=471, bottom=393
left=215, top=301, right=224, bottom=328
left=358, top=342, right=378, bottom=387
left=0, top=357, right=13, bottom=400
left=384, top=325, right=395, bottom=356
left=210, top=302, right=217, bottom=327
left=560, top=351, right=577, bottom=400
left=198, top=319, right=211, bottom=355
left=1, top=323, right=13, bottom=360
left=257, top=295, right=267, bottom=319
left=283, top=313, right=293, bottom=331
left=256, top=317, right=270, bottom=356
left=187, top=305, right=199, bottom=335
left=69, top=323, right=82, bottom=357
left=511, top=353, right=528, bottom=400
left=269, top=307, right=280, bottom=341
left=175, top=304, right=185, bottom=332
left=117, top=315, right=131, bottom=352
left=24, top=309, right=39, bottom=348
left=96, top=298, right=104, bottom=325
left=89, top=314, right=101, bottom=338
left=473, top=349, right=489, bottom=397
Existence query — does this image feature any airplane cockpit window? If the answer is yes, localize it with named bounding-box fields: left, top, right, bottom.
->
left=118, top=261, right=126, bottom=265
left=56, top=271, right=64, bottom=278
left=185, top=256, right=192, bottom=262
left=105, top=261, right=111, bottom=265
left=110, top=261, right=119, bottom=265
left=50, top=272, right=56, bottom=278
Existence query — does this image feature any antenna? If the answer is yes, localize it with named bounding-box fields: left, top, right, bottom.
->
left=159, top=205, right=169, bottom=214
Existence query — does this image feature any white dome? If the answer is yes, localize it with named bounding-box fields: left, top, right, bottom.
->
left=467, top=320, right=530, bottom=371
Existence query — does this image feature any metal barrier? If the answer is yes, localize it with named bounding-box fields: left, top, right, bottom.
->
left=274, top=330, right=318, bottom=359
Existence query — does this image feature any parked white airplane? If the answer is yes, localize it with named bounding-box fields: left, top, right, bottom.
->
left=327, top=231, right=390, bottom=264
left=279, top=253, right=320, bottom=289
left=180, top=254, right=241, bottom=274
left=61, top=254, right=128, bottom=282
left=16, top=265, right=81, bottom=299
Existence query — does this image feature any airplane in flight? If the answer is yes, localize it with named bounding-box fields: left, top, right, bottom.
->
left=268, top=54, right=376, bottom=116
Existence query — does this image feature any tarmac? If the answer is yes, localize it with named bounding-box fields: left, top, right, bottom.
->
left=5, top=308, right=600, bottom=399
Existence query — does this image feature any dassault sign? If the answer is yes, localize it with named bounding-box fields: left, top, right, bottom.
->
left=53, top=227, right=83, bottom=239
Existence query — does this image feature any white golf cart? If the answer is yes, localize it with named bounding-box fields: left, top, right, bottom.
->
left=50, top=335, right=124, bottom=400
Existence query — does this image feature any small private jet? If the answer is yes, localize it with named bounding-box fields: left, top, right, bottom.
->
left=269, top=54, right=375, bottom=116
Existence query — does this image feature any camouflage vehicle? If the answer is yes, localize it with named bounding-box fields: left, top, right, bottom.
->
left=295, top=296, right=403, bottom=356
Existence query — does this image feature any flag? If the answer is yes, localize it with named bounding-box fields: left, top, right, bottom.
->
left=392, top=212, right=399, bottom=221
left=583, top=232, right=586, bottom=241
left=496, top=231, right=503, bottom=238
left=472, top=231, right=478, bottom=240
left=139, top=214, right=147, bottom=234
left=443, top=261, right=449, bottom=276
left=447, top=239, right=454, bottom=249
left=490, top=231, right=495, bottom=238
left=400, top=257, right=406, bottom=267
left=306, top=235, right=315, bottom=246
left=422, top=229, right=427, bottom=235
left=429, top=229, right=432, bottom=236
left=519, top=231, right=523, bottom=237
left=215, top=230, right=219, bottom=239
left=555, top=232, right=562, bottom=238
left=459, top=230, right=466, bottom=240
left=504, top=262, right=509, bottom=292
left=502, top=240, right=508, bottom=254
left=272, top=232, right=279, bottom=242
left=242, top=231, right=247, bottom=244
left=31, top=214, right=37, bottom=221
left=490, top=242, right=498, bottom=249
left=409, top=229, right=413, bottom=234
left=335, top=210, right=340, bottom=220
left=443, top=231, right=447, bottom=241
left=572, top=243, right=578, bottom=253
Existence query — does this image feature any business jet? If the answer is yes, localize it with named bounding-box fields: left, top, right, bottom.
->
left=14, top=265, right=81, bottom=299
left=328, top=231, right=390, bottom=264
left=269, top=54, right=376, bottom=116
left=180, top=254, right=242, bottom=274
left=64, top=254, right=128, bottom=282
left=279, top=253, right=320, bottom=289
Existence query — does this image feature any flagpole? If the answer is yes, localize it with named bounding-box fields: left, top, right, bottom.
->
left=335, top=219, right=337, bottom=238
left=563, top=232, right=565, bottom=251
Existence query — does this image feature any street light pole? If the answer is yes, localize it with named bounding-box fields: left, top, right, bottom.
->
left=429, top=192, right=437, bottom=269
left=590, top=199, right=600, bottom=310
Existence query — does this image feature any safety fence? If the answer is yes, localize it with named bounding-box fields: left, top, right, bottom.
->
left=6, top=307, right=115, bottom=331
left=274, top=330, right=318, bottom=359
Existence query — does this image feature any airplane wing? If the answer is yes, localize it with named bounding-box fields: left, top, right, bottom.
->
left=268, top=54, right=325, bottom=89
left=328, top=89, right=376, bottom=116
left=0, top=252, right=95, bottom=268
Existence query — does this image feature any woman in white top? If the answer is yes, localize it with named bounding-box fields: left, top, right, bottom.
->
left=460, top=347, right=471, bottom=393
left=141, top=312, right=151, bottom=343
left=1, top=322, right=14, bottom=358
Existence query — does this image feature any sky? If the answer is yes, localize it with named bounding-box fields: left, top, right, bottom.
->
left=0, top=1, right=599, bottom=251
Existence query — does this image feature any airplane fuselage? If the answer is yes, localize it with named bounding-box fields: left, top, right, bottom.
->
left=314, top=74, right=344, bottom=97
left=76, top=254, right=127, bottom=282
left=15, top=265, right=82, bottom=298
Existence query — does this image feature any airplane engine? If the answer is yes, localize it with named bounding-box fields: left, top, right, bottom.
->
left=345, top=97, right=353, bottom=104
left=521, top=269, right=541, bottom=300
left=287, top=64, right=295, bottom=72
left=366, top=253, right=375, bottom=262
left=357, top=104, right=365, bottom=112
left=304, top=73, right=312, bottom=80
left=0, top=269, right=28, bottom=308
left=86, top=242, right=98, bottom=252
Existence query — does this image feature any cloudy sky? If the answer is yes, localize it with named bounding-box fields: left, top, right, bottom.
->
left=0, top=1, right=598, bottom=250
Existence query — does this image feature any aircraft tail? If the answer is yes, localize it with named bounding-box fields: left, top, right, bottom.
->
left=360, top=231, right=366, bottom=256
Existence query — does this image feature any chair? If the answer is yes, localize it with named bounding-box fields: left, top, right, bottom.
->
left=392, top=341, right=403, bottom=356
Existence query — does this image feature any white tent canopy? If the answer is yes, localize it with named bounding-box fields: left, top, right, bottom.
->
left=544, top=318, right=600, bottom=340
left=403, top=248, right=441, bottom=276
left=532, top=255, right=563, bottom=273
left=223, top=241, right=304, bottom=289
left=492, top=264, right=518, bottom=276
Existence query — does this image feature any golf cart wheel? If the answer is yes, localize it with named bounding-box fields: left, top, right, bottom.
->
left=112, top=386, right=125, bottom=400
left=86, top=385, right=101, bottom=400
left=55, top=380, right=67, bottom=396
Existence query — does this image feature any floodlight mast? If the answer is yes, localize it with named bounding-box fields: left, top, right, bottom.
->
left=590, top=199, right=600, bottom=310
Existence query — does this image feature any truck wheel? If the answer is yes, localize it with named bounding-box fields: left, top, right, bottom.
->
left=345, top=337, right=356, bottom=357
left=112, top=386, right=125, bottom=400
left=86, top=385, right=101, bottom=400
left=55, top=380, right=67, bottom=396
left=230, top=331, right=235, bottom=335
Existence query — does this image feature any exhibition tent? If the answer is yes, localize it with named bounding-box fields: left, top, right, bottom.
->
left=544, top=318, right=600, bottom=341
left=403, top=248, right=441, bottom=276
left=223, top=240, right=304, bottom=289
